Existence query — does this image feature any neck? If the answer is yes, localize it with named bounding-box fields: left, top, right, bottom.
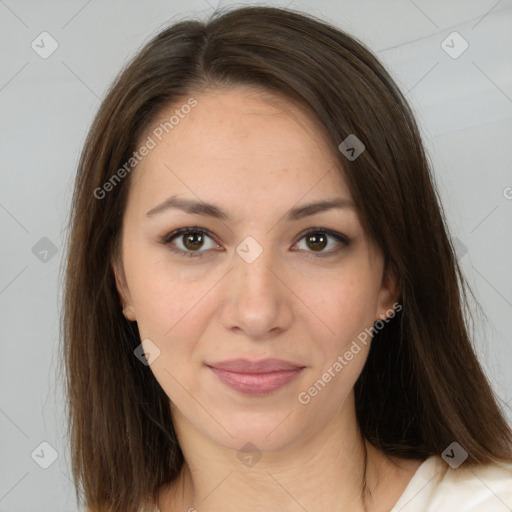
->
left=160, top=393, right=374, bottom=512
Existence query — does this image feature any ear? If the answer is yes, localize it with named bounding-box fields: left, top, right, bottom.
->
left=375, top=261, right=401, bottom=322
left=112, top=255, right=137, bottom=321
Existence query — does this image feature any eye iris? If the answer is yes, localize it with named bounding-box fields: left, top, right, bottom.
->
left=306, top=233, right=327, bottom=251
left=183, top=232, right=204, bottom=250
left=178, top=231, right=333, bottom=252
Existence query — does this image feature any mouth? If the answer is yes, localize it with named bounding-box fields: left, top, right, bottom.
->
left=205, top=358, right=305, bottom=395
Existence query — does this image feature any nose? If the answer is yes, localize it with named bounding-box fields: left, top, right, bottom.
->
left=219, top=242, right=293, bottom=340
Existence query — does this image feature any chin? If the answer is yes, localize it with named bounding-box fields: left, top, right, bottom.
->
left=201, top=408, right=306, bottom=453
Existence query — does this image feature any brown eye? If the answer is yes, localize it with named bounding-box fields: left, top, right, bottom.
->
left=161, top=227, right=222, bottom=258
left=305, top=232, right=328, bottom=251
left=293, top=229, right=349, bottom=257
left=182, top=232, right=204, bottom=251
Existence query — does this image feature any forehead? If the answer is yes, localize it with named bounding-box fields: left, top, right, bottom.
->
left=127, top=86, right=351, bottom=212
left=151, top=85, right=333, bottom=148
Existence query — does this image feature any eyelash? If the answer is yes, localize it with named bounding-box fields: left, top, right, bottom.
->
left=158, top=227, right=350, bottom=259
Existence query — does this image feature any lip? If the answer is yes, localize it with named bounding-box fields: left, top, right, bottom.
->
left=207, top=358, right=304, bottom=373
left=206, top=358, right=305, bottom=395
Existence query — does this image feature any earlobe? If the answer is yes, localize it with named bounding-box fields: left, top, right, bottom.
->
left=122, top=305, right=137, bottom=321
left=376, top=263, right=401, bottom=322
left=112, top=256, right=136, bottom=321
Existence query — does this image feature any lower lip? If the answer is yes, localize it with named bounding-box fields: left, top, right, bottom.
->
left=208, top=366, right=304, bottom=395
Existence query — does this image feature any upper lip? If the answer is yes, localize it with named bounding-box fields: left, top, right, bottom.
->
left=206, top=358, right=305, bottom=373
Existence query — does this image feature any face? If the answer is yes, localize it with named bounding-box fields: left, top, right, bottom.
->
left=113, top=86, right=398, bottom=453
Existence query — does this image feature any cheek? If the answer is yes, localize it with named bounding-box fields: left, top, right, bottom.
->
left=127, top=259, right=217, bottom=401
left=125, top=250, right=217, bottom=341
left=294, top=268, right=380, bottom=353
left=296, top=278, right=378, bottom=410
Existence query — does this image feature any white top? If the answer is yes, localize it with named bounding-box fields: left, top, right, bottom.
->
left=152, top=455, right=512, bottom=511
left=391, top=455, right=512, bottom=511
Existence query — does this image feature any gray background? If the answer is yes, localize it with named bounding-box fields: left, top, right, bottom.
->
left=1, top=0, right=511, bottom=510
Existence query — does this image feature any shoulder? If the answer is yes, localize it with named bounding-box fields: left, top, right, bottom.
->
left=392, top=455, right=512, bottom=511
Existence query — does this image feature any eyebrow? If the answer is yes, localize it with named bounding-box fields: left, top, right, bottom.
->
left=145, top=194, right=356, bottom=221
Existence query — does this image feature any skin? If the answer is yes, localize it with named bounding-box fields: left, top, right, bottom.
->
left=113, top=86, right=424, bottom=511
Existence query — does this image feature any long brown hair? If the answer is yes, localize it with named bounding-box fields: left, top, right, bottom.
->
left=60, top=5, right=512, bottom=512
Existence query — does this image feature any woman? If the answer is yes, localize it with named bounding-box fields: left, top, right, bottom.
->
left=61, top=5, right=512, bottom=512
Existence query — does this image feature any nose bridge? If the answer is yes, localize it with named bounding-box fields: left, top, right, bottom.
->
left=234, top=235, right=278, bottom=300
left=219, top=234, right=292, bottom=337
